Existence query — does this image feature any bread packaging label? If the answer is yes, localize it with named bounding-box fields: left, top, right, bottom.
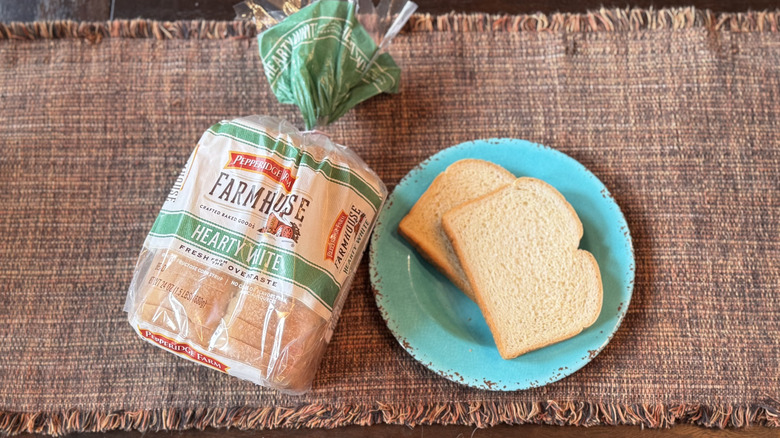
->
left=125, top=116, right=386, bottom=393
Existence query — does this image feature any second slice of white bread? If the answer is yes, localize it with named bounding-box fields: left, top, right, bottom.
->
left=442, top=177, right=603, bottom=359
left=398, top=159, right=515, bottom=300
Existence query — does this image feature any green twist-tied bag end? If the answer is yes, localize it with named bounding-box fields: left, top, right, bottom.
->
left=258, top=1, right=401, bottom=130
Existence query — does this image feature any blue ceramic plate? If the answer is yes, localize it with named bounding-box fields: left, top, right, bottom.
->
left=369, top=139, right=634, bottom=391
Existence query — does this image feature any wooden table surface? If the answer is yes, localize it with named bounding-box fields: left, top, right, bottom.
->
left=3, top=1, right=779, bottom=437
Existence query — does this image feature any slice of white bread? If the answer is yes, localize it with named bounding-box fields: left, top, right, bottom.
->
left=398, top=159, right=516, bottom=300
left=442, top=177, right=602, bottom=359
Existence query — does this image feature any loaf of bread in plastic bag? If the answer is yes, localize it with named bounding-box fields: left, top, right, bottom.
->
left=124, top=116, right=387, bottom=394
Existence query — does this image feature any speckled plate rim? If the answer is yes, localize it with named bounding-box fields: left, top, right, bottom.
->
left=369, top=139, right=635, bottom=391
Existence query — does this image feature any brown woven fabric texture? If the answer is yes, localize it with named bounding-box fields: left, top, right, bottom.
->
left=1, top=9, right=779, bottom=434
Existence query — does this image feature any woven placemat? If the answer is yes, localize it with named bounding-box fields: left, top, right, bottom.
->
left=0, top=8, right=779, bottom=435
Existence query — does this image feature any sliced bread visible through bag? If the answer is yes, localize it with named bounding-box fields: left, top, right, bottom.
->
left=442, top=177, right=602, bottom=359
left=398, top=159, right=515, bottom=300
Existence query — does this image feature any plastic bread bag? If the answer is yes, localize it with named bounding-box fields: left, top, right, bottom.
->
left=124, top=0, right=416, bottom=394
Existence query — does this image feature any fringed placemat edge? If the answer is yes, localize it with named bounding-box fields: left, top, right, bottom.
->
left=0, top=8, right=778, bottom=41
left=1, top=401, right=778, bottom=436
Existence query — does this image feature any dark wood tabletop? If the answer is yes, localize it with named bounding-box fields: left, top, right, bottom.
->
left=4, top=1, right=780, bottom=437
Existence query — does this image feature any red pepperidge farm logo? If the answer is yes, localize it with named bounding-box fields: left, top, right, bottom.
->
left=141, top=328, right=229, bottom=373
left=325, top=211, right=349, bottom=262
left=225, top=151, right=296, bottom=192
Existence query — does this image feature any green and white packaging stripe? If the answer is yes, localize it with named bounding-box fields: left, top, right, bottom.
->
left=144, top=116, right=385, bottom=320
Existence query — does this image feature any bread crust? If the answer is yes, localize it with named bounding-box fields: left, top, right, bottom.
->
left=579, top=250, right=604, bottom=328
left=398, top=217, right=474, bottom=294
